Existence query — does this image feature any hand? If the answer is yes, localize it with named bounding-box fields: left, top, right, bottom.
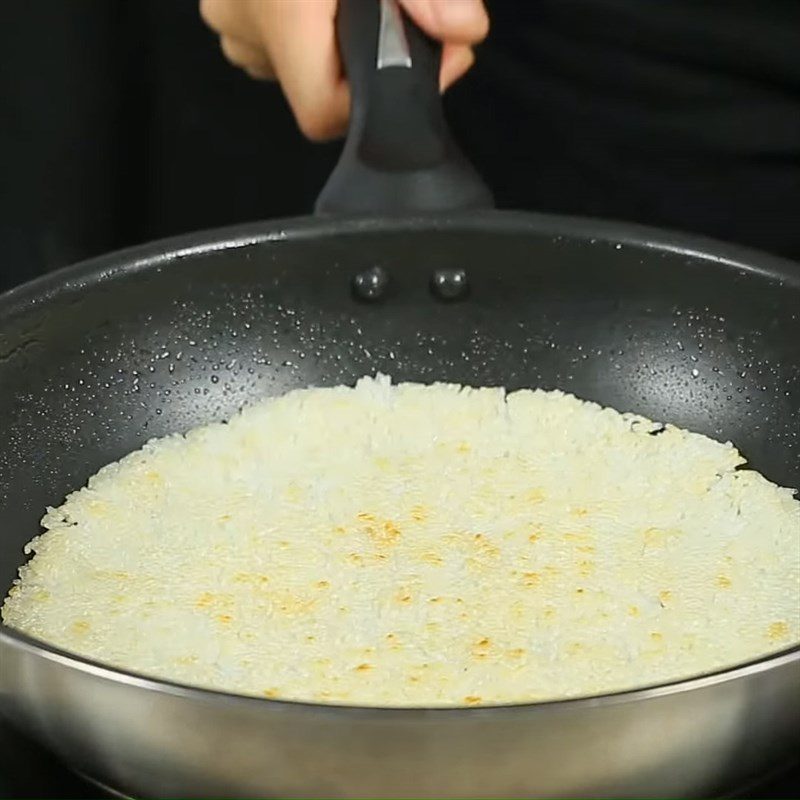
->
left=200, top=0, right=489, bottom=141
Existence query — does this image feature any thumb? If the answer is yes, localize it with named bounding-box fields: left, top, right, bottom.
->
left=399, top=0, right=489, bottom=45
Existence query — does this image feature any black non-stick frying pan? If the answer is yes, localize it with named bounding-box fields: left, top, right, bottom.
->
left=0, top=1, right=798, bottom=797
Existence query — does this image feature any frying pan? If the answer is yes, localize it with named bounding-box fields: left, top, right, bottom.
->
left=1, top=1, right=798, bottom=798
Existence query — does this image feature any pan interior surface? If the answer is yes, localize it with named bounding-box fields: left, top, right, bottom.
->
left=1, top=215, right=798, bottom=637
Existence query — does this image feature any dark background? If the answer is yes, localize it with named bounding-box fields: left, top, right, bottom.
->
left=1, top=0, right=799, bottom=295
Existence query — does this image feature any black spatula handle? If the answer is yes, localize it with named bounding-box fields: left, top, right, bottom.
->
left=315, top=0, right=493, bottom=215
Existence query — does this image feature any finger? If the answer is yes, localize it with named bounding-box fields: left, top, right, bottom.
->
left=440, top=44, right=475, bottom=91
left=200, top=0, right=264, bottom=47
left=219, top=36, right=275, bottom=79
left=261, top=0, right=350, bottom=141
left=399, top=0, right=489, bottom=45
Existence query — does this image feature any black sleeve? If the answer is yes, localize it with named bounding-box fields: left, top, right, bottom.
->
left=447, top=0, right=800, bottom=258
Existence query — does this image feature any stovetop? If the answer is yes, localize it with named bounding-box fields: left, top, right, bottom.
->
left=0, top=719, right=797, bottom=798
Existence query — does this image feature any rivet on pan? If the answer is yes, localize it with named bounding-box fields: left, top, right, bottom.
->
left=430, top=268, right=469, bottom=301
left=352, top=266, right=390, bottom=302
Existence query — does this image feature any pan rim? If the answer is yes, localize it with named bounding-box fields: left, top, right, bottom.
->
left=1, top=622, right=798, bottom=716
left=1, top=209, right=798, bottom=716
left=1, top=210, right=798, bottom=315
